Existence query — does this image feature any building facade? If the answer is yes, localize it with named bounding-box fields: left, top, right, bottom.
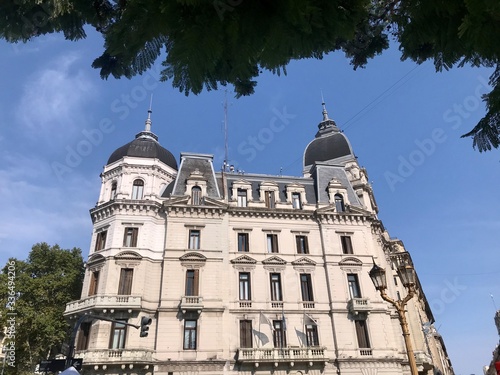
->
left=64, top=106, right=454, bottom=375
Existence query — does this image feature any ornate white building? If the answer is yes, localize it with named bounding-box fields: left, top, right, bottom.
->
left=64, top=105, right=454, bottom=375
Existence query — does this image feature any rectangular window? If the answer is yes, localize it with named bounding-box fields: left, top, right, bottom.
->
left=341, top=236, right=353, bottom=254
left=237, top=189, right=247, bottom=207
left=292, top=192, right=301, bottom=209
left=347, top=274, right=362, bottom=299
left=185, top=269, right=199, bottom=296
left=305, top=324, right=319, bottom=347
left=267, top=234, right=279, bottom=253
left=189, top=230, right=201, bottom=250
left=76, top=322, right=91, bottom=351
left=118, top=268, right=133, bottom=295
left=183, top=320, right=197, bottom=350
left=109, top=320, right=127, bottom=349
left=355, top=320, right=371, bottom=348
left=239, top=272, right=251, bottom=300
left=123, top=227, right=138, bottom=247
left=296, top=235, right=309, bottom=254
left=265, top=190, right=275, bottom=209
left=238, top=233, right=249, bottom=252
left=88, top=270, right=99, bottom=296
left=272, top=320, right=286, bottom=348
left=300, top=274, right=314, bottom=301
left=240, top=320, right=253, bottom=348
left=95, top=231, right=107, bottom=251
left=270, top=273, right=282, bottom=301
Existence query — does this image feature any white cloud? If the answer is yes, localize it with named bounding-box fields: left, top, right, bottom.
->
left=16, top=52, right=96, bottom=146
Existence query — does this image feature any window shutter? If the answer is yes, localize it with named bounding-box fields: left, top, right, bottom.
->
left=193, top=269, right=199, bottom=296
left=118, top=269, right=133, bottom=295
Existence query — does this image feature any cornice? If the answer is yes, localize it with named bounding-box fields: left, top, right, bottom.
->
left=90, top=199, right=163, bottom=222
left=228, top=207, right=314, bottom=220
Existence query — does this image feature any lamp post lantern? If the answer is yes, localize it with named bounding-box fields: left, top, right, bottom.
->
left=369, top=254, right=419, bottom=375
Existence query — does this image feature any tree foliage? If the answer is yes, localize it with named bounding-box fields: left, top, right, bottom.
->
left=0, top=243, right=84, bottom=374
left=1, top=0, right=499, bottom=150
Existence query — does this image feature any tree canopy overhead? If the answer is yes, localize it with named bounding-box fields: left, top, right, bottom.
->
left=1, top=0, right=499, bottom=151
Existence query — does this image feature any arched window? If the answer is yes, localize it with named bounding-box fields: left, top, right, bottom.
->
left=110, top=182, right=117, bottom=200
left=191, top=186, right=202, bottom=205
left=131, top=179, right=144, bottom=200
left=334, top=194, right=345, bottom=212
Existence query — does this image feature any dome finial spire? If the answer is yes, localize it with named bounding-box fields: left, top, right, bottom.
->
left=145, top=94, right=153, bottom=132
left=321, top=91, right=329, bottom=121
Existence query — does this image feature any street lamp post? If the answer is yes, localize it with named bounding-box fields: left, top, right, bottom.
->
left=369, top=253, right=419, bottom=375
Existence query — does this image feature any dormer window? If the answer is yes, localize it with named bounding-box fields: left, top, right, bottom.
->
left=237, top=189, right=247, bottom=207
left=131, top=179, right=144, bottom=200
left=335, top=194, right=345, bottom=212
left=292, top=192, right=301, bottom=209
left=191, top=186, right=202, bottom=205
left=265, top=191, right=275, bottom=209
left=110, top=182, right=117, bottom=200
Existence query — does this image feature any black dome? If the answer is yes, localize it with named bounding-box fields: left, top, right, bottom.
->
left=304, top=118, right=355, bottom=167
left=107, top=135, right=178, bottom=170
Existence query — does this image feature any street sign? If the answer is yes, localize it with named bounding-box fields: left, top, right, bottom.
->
left=38, top=358, right=83, bottom=373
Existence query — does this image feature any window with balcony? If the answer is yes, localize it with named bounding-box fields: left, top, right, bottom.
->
left=334, top=194, right=345, bottom=212
left=265, top=190, right=276, bottom=208
left=292, top=192, right=302, bottom=209
left=123, top=227, right=138, bottom=247
left=88, top=270, right=99, bottom=296
left=237, top=189, right=247, bottom=207
left=109, top=320, right=127, bottom=349
left=273, top=320, right=287, bottom=348
left=239, top=272, right=251, bottom=300
left=347, top=274, right=362, bottom=299
left=110, top=181, right=117, bottom=200
left=305, top=324, right=319, bottom=347
left=341, top=235, right=353, bottom=254
left=191, top=186, right=202, bottom=205
left=355, top=320, right=371, bottom=348
left=131, top=179, right=144, bottom=200
left=267, top=234, right=279, bottom=253
left=76, top=322, right=91, bottom=351
left=240, top=320, right=253, bottom=348
left=296, top=235, right=309, bottom=254
left=185, top=269, right=199, bottom=296
left=300, top=274, right=314, bottom=302
left=270, top=273, right=282, bottom=301
left=189, top=230, right=201, bottom=250
left=183, top=320, right=197, bottom=350
left=95, top=231, right=107, bottom=251
left=118, top=268, right=133, bottom=295
left=238, top=233, right=249, bottom=252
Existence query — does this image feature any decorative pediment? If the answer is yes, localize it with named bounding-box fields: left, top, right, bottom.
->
left=232, top=179, right=252, bottom=186
left=163, top=195, right=190, bottom=206
left=202, top=196, right=228, bottom=208
left=230, top=255, right=257, bottom=264
left=260, top=181, right=279, bottom=188
left=262, top=256, right=287, bottom=265
left=291, top=257, right=317, bottom=267
left=339, top=257, right=363, bottom=267
left=87, top=254, right=105, bottom=267
left=115, top=251, right=142, bottom=260
left=179, top=252, right=207, bottom=262
left=286, top=182, right=304, bottom=189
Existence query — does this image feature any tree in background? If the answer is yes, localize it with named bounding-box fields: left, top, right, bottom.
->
left=0, top=243, right=84, bottom=375
left=0, top=0, right=499, bottom=151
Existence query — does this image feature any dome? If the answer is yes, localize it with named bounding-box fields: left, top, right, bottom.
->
left=303, top=104, right=355, bottom=168
left=107, top=135, right=178, bottom=169
left=106, top=111, right=178, bottom=170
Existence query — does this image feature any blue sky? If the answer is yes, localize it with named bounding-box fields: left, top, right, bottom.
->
left=1, top=28, right=499, bottom=374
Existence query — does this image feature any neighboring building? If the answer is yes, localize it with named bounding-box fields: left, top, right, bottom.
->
left=64, top=105, right=454, bottom=375
left=484, top=310, right=500, bottom=375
